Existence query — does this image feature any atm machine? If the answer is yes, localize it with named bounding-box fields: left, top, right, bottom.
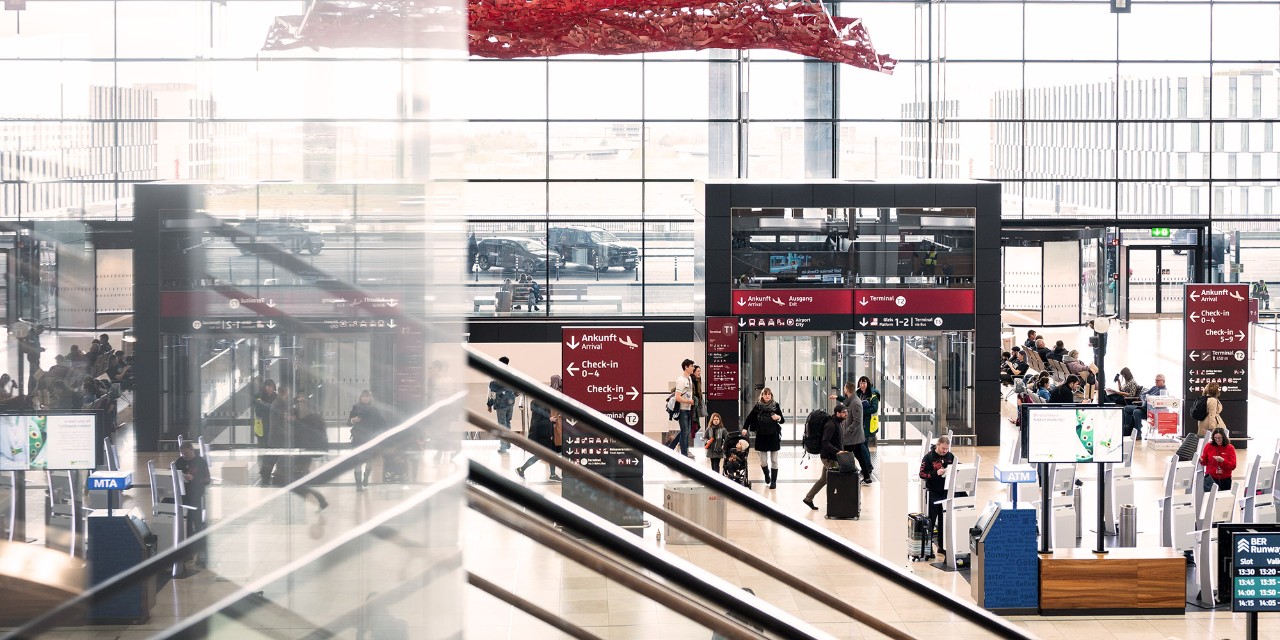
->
left=1156, top=455, right=1196, bottom=553
left=45, top=470, right=84, bottom=557
left=970, top=502, right=1039, bottom=613
left=1238, top=455, right=1277, bottom=524
left=939, top=455, right=980, bottom=571
left=1034, top=464, right=1078, bottom=549
left=1190, top=485, right=1237, bottom=607
left=86, top=507, right=158, bottom=623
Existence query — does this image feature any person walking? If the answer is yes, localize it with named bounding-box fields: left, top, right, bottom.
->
left=348, top=390, right=385, bottom=492
left=744, top=387, right=784, bottom=489
left=665, top=359, right=696, bottom=458
left=265, top=383, right=294, bottom=487
left=690, top=364, right=707, bottom=442
left=516, top=377, right=562, bottom=481
left=486, top=356, right=517, bottom=454
left=705, top=412, right=728, bottom=474
left=802, top=404, right=847, bottom=510
left=1197, top=381, right=1227, bottom=436
left=290, top=394, right=330, bottom=512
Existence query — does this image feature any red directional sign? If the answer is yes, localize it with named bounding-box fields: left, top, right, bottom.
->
left=561, top=326, right=644, bottom=429
left=853, top=288, right=974, bottom=330
left=706, top=317, right=739, bottom=402
left=1184, top=284, right=1249, bottom=443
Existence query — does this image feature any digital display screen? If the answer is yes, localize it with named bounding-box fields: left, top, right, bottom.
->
left=769, top=252, right=812, bottom=274
left=1025, top=406, right=1124, bottom=464
left=0, top=413, right=99, bottom=471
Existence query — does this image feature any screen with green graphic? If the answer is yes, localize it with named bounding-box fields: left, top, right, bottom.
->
left=0, top=412, right=99, bottom=471
left=1024, top=405, right=1124, bottom=464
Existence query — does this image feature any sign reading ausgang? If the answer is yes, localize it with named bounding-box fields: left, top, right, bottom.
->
left=561, top=326, right=644, bottom=530
left=1232, top=533, right=1280, bottom=612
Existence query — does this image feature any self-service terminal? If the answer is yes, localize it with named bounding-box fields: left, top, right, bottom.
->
left=939, top=456, right=979, bottom=571
left=1157, top=455, right=1197, bottom=553
left=970, top=502, right=1039, bottom=613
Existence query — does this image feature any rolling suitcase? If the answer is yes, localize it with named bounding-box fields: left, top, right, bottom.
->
left=825, top=469, right=860, bottom=520
left=908, top=513, right=933, bottom=561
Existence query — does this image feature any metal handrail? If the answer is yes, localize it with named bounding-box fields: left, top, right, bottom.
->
left=468, top=462, right=823, bottom=640
left=467, top=345, right=1036, bottom=640
left=468, top=410, right=916, bottom=640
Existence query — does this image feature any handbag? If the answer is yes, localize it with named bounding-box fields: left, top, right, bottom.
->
left=1203, top=474, right=1215, bottom=492
left=253, top=417, right=264, bottom=438
left=836, top=451, right=858, bottom=474
left=869, top=415, right=880, bottom=434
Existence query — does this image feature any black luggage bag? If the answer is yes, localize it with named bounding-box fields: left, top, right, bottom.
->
left=908, top=513, right=933, bottom=561
left=825, top=469, right=860, bottom=520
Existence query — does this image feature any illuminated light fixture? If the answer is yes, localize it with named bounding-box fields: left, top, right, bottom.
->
left=1110, top=0, right=1131, bottom=13
left=122, top=329, right=137, bottom=343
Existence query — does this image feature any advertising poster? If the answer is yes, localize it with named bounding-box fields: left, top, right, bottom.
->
left=1025, top=407, right=1123, bottom=464
left=0, top=413, right=98, bottom=471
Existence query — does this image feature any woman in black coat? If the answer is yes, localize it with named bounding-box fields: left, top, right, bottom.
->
left=348, top=390, right=385, bottom=492
left=742, top=387, right=784, bottom=489
left=516, top=377, right=561, bottom=481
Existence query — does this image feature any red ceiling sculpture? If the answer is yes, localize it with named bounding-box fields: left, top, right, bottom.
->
left=262, top=0, right=896, bottom=73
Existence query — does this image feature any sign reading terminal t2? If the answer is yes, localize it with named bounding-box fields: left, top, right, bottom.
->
left=854, top=288, right=975, bottom=331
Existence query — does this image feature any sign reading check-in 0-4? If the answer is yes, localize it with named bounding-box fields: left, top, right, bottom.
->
left=561, top=327, right=644, bottom=430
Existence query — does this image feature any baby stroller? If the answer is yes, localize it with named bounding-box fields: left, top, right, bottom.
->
left=721, top=432, right=752, bottom=488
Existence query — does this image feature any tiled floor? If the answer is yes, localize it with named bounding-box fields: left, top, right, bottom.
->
left=5, top=318, right=1280, bottom=638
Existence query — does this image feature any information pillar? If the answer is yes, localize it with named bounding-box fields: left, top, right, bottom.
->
left=705, top=317, right=740, bottom=429
left=1184, top=284, right=1250, bottom=446
left=561, top=326, right=644, bottom=530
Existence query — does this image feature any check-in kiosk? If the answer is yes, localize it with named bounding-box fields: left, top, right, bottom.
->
left=970, top=502, right=1038, bottom=613
left=45, top=470, right=84, bottom=557
left=1034, top=464, right=1078, bottom=549
left=84, top=470, right=157, bottom=624
left=1238, top=455, right=1277, bottom=524
left=939, top=455, right=979, bottom=571
left=1157, top=454, right=1197, bottom=553
left=1190, top=484, right=1237, bottom=607
left=147, top=460, right=186, bottom=578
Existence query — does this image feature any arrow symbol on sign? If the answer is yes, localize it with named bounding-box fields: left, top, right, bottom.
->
left=1190, top=291, right=1201, bottom=302
left=566, top=337, right=580, bottom=350
left=386, top=299, right=398, bottom=307
left=858, top=318, right=868, bottom=327
left=566, top=363, right=580, bottom=376
left=566, top=418, right=577, bottom=427
left=1240, top=538, right=1252, bottom=552
left=387, top=319, right=396, bottom=328
left=619, top=336, right=638, bottom=349
left=628, top=387, right=639, bottom=400
left=1236, top=330, right=1246, bottom=341
left=266, top=320, right=276, bottom=329
left=1190, top=352, right=1199, bottom=361
left=738, top=318, right=745, bottom=327
left=859, top=297, right=868, bottom=306
left=266, top=299, right=277, bottom=308
left=1190, top=312, right=1200, bottom=322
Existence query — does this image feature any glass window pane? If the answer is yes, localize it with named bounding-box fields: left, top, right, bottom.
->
left=1119, top=5, right=1210, bottom=61
left=549, top=182, right=642, bottom=215
left=435, top=122, right=547, bottom=181
left=461, top=61, right=548, bottom=120
left=548, top=61, right=642, bottom=119
left=0, top=1, right=115, bottom=57
left=942, top=63, right=1023, bottom=119
left=943, top=3, right=1023, bottom=60
left=1025, top=63, right=1116, bottom=120
left=117, top=1, right=212, bottom=58
left=839, top=122, right=912, bottom=179
left=1026, top=4, right=1117, bottom=61
left=461, top=182, right=546, bottom=215
left=548, top=123, right=642, bottom=179
left=1213, top=4, right=1280, bottom=60
left=839, top=61, right=924, bottom=120
left=645, top=122, right=721, bottom=180
left=644, top=61, right=722, bottom=120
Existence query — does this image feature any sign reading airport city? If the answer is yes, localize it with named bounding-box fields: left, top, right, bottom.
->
left=731, top=289, right=853, bottom=331
left=706, top=317, right=739, bottom=402
left=1184, top=284, right=1249, bottom=397
left=1231, top=533, right=1280, bottom=612
left=561, top=326, right=644, bottom=529
left=853, top=288, right=975, bottom=331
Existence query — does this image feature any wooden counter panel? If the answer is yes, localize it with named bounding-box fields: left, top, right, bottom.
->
left=1040, top=548, right=1185, bottom=612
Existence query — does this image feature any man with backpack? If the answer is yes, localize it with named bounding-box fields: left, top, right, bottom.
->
left=486, top=356, right=518, bottom=454
left=801, top=404, right=847, bottom=510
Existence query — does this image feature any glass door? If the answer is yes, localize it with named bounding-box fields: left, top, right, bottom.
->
left=760, top=334, right=832, bottom=442
left=1127, top=247, right=1195, bottom=315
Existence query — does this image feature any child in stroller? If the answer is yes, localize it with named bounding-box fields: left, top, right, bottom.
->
left=721, top=431, right=752, bottom=487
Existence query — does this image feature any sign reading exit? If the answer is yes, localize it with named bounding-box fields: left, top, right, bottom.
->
left=1232, top=532, right=1280, bottom=612
left=1151, top=227, right=1172, bottom=238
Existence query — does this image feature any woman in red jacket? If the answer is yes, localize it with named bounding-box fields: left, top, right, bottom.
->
left=1199, top=427, right=1237, bottom=491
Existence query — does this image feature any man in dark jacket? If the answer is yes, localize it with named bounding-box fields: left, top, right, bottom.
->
left=174, top=441, right=211, bottom=567
left=919, top=436, right=957, bottom=557
left=254, top=380, right=278, bottom=485
left=802, top=404, right=847, bottom=510
left=1048, top=375, right=1082, bottom=404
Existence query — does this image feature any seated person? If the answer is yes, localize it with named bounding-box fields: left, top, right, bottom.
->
left=1035, top=374, right=1054, bottom=402
left=999, top=351, right=1015, bottom=385
left=1049, top=340, right=1068, bottom=362
left=1049, top=375, right=1082, bottom=404
left=1024, top=330, right=1038, bottom=350
left=1105, top=367, right=1141, bottom=406
left=1122, top=374, right=1167, bottom=439
left=1009, top=348, right=1030, bottom=378
left=1034, top=338, right=1054, bottom=364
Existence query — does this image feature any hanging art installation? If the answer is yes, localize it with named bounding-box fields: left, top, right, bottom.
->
left=261, top=0, right=896, bottom=73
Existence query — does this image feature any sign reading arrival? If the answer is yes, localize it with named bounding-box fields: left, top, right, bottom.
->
left=732, top=288, right=975, bottom=331
left=732, top=289, right=853, bottom=330
left=1184, top=284, right=1250, bottom=444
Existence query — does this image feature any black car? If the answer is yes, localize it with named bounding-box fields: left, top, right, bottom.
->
left=548, top=225, right=639, bottom=272
left=232, top=222, right=325, bottom=255
left=475, top=237, right=562, bottom=274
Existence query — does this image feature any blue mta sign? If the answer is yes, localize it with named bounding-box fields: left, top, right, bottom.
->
left=86, top=471, right=132, bottom=491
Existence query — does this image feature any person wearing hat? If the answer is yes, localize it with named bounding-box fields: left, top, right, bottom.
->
left=802, top=404, right=847, bottom=510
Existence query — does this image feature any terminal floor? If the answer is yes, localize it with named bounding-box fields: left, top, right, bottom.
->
left=6, top=318, right=1280, bottom=638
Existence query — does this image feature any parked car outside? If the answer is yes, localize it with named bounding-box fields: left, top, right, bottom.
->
left=548, top=225, right=639, bottom=272
left=475, top=237, right=563, bottom=274
left=233, top=221, right=325, bottom=255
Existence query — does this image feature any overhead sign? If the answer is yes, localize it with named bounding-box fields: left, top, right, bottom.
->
left=561, top=326, right=644, bottom=530
left=1232, top=533, right=1280, bottom=612
left=1151, top=227, right=1171, bottom=238
left=160, top=289, right=404, bottom=319
left=732, top=289, right=853, bottom=330
left=853, top=288, right=975, bottom=331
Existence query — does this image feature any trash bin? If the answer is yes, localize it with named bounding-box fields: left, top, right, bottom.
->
left=1118, top=504, right=1137, bottom=547
left=663, top=484, right=726, bottom=545
left=1073, top=485, right=1082, bottom=540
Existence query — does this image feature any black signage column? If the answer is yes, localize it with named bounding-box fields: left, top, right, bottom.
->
left=1184, top=284, right=1250, bottom=446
